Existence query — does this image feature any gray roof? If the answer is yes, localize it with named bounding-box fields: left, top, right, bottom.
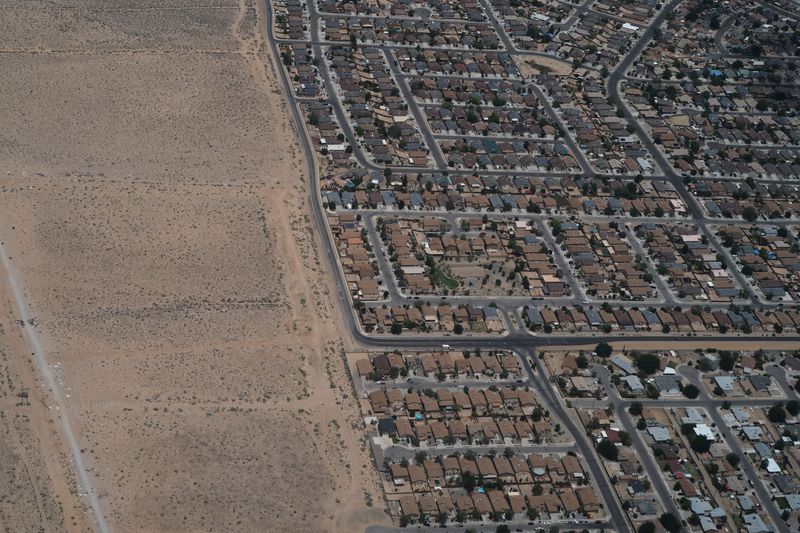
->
left=749, top=375, right=771, bottom=391
left=621, top=375, right=644, bottom=391
left=742, top=513, right=769, bottom=533
left=742, top=426, right=763, bottom=441
left=714, top=376, right=735, bottom=391
left=654, top=375, right=682, bottom=394
left=610, top=355, right=636, bottom=375
left=647, top=426, right=670, bottom=442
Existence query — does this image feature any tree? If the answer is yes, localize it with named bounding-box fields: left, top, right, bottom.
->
left=496, top=526, right=511, bottom=533
left=390, top=323, right=403, bottom=335
left=659, top=512, right=681, bottom=533
left=635, top=353, right=660, bottom=375
left=768, top=403, right=787, bottom=424
left=629, top=401, right=643, bottom=416
left=619, top=431, right=632, bottom=446
left=638, top=522, right=656, bottom=533
left=576, top=354, right=589, bottom=369
left=387, top=124, right=402, bottom=139
left=727, top=453, right=741, bottom=468
left=786, top=400, right=800, bottom=416
left=683, top=384, right=700, bottom=399
left=691, top=435, right=711, bottom=454
left=462, top=471, right=476, bottom=493
left=454, top=323, right=464, bottom=335
left=719, top=351, right=737, bottom=371
left=597, top=438, right=619, bottom=461
left=743, top=206, right=759, bottom=222
left=595, top=342, right=613, bottom=358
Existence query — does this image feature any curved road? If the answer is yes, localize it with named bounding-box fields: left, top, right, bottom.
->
left=260, top=2, right=800, bottom=532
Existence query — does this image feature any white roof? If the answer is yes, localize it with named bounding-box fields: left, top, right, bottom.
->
left=765, top=458, right=781, bottom=473
left=694, top=424, right=716, bottom=441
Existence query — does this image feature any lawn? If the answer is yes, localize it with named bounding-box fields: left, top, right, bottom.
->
left=432, top=267, right=459, bottom=290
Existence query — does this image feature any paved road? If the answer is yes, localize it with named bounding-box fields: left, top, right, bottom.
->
left=362, top=377, right=529, bottom=392
left=766, top=364, right=799, bottom=400
left=382, top=48, right=449, bottom=168
left=606, top=0, right=764, bottom=305
left=679, top=367, right=790, bottom=533
left=538, top=218, right=585, bottom=300
left=362, top=214, right=402, bottom=301
left=624, top=222, right=676, bottom=306
left=260, top=2, right=800, bottom=532
left=595, top=366, right=686, bottom=531
left=524, top=354, right=632, bottom=533
left=380, top=442, right=576, bottom=462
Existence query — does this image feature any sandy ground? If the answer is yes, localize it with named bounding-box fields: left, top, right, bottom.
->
left=0, top=291, right=86, bottom=532
left=0, top=0, right=386, bottom=531
left=516, top=56, right=574, bottom=77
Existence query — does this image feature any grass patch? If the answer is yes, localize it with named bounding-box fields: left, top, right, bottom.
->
left=526, top=60, right=553, bottom=74
left=432, top=267, right=459, bottom=290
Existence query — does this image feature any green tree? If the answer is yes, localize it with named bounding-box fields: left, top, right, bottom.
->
left=786, top=400, right=800, bottom=416
left=462, top=471, right=476, bottom=493
left=768, top=403, right=787, bottom=424
left=726, top=453, right=741, bottom=468
left=597, top=438, right=618, bottom=461
left=638, top=522, right=656, bottom=533
left=719, top=351, right=737, bottom=371
left=629, top=401, right=643, bottom=416
left=595, top=342, right=613, bottom=358
left=387, top=124, right=402, bottom=138
left=659, top=512, right=681, bottom=533
left=683, top=384, right=700, bottom=399
left=691, top=435, right=712, bottom=454
left=635, top=353, right=660, bottom=375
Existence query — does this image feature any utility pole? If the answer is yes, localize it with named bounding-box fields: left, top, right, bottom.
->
left=17, top=386, right=29, bottom=407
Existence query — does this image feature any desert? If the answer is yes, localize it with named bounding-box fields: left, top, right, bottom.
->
left=0, top=0, right=384, bottom=531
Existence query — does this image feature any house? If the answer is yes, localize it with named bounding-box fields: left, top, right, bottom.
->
left=749, top=375, right=771, bottom=392
left=576, top=487, right=598, bottom=513
left=610, top=354, right=636, bottom=375
left=408, top=464, right=429, bottom=492
left=713, top=376, right=735, bottom=392
left=654, top=375, right=682, bottom=395
left=390, top=464, right=410, bottom=485
left=621, top=375, right=644, bottom=394
left=399, top=495, right=420, bottom=521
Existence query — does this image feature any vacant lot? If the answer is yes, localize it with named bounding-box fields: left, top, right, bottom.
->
left=0, top=0, right=385, bottom=531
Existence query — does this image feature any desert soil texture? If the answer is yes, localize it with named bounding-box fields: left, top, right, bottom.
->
left=0, top=0, right=385, bottom=531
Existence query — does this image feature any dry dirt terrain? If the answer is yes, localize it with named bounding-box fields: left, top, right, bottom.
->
left=0, top=0, right=386, bottom=531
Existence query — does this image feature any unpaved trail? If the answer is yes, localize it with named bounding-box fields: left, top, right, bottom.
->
left=0, top=239, right=108, bottom=532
